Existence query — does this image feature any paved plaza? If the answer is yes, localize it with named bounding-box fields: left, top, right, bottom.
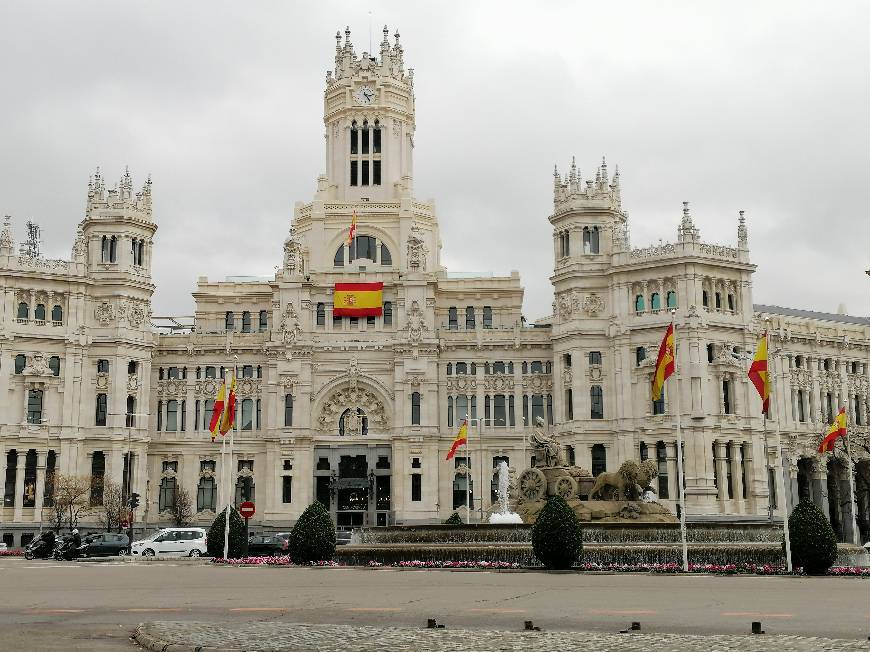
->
left=0, top=557, right=869, bottom=649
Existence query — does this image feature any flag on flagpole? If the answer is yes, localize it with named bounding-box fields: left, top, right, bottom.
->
left=818, top=407, right=847, bottom=454
left=446, top=419, right=468, bottom=460
left=209, top=371, right=238, bottom=441
left=651, top=323, right=675, bottom=401
left=748, top=331, right=770, bottom=416
left=346, top=210, right=357, bottom=246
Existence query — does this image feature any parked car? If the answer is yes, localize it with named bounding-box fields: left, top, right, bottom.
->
left=247, top=532, right=291, bottom=556
left=131, top=528, right=207, bottom=557
left=0, top=542, right=7, bottom=551
left=79, top=533, right=130, bottom=557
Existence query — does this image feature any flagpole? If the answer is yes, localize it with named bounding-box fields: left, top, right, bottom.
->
left=465, top=418, right=471, bottom=525
left=844, top=407, right=860, bottom=546
left=766, top=329, right=793, bottom=572
left=223, top=359, right=238, bottom=559
left=670, top=309, right=689, bottom=572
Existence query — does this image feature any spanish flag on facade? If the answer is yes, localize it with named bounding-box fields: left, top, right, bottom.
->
left=333, top=282, right=383, bottom=317
left=818, top=407, right=847, bottom=454
left=346, top=210, right=357, bottom=246
left=748, top=331, right=770, bottom=416
left=651, top=323, right=675, bottom=401
left=209, top=371, right=237, bottom=442
left=446, top=419, right=468, bottom=461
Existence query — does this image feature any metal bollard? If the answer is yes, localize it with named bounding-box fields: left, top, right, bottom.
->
left=630, top=622, right=641, bottom=631
left=524, top=620, right=541, bottom=631
left=427, top=619, right=436, bottom=629
left=751, top=621, right=764, bottom=635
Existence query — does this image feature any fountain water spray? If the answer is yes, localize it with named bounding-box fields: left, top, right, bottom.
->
left=489, top=461, right=523, bottom=524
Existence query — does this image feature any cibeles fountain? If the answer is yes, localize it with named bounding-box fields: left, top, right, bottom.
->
left=343, top=418, right=796, bottom=567
left=488, top=461, right=523, bottom=524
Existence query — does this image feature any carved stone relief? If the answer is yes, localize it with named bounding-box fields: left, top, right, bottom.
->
left=95, top=301, right=115, bottom=326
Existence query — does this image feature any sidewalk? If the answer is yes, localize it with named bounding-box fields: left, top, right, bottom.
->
left=133, top=621, right=870, bottom=651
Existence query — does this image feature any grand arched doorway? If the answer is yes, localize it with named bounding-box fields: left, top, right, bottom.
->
left=313, top=446, right=392, bottom=530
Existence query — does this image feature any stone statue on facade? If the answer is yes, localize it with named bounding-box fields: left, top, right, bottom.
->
left=528, top=416, right=562, bottom=467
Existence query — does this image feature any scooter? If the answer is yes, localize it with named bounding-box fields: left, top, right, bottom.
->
left=24, top=533, right=55, bottom=560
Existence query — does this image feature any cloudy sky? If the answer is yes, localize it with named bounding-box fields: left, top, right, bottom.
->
left=1, top=1, right=868, bottom=321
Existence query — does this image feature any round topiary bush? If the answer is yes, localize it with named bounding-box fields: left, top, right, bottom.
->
left=207, top=507, right=247, bottom=559
left=788, top=498, right=838, bottom=575
left=444, top=512, right=463, bottom=525
left=531, top=495, right=582, bottom=570
left=289, top=501, right=336, bottom=563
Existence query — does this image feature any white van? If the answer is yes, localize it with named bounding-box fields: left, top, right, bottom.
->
left=131, top=528, right=208, bottom=557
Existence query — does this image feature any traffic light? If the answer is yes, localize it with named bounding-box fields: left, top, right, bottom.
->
left=129, top=492, right=140, bottom=509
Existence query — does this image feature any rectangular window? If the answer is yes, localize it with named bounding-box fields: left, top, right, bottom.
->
left=448, top=307, right=458, bottom=330
left=97, top=359, right=109, bottom=373
left=590, top=386, right=604, bottom=420
left=282, top=476, right=292, bottom=503
left=316, top=303, right=325, bottom=326
left=373, top=127, right=381, bottom=153
left=284, top=394, right=293, bottom=427
left=157, top=400, right=163, bottom=431
left=767, top=467, right=777, bottom=509
left=205, top=366, right=217, bottom=379
left=564, top=353, right=572, bottom=368
left=256, top=399, right=261, bottom=430
left=483, top=306, right=493, bottom=329
left=362, top=126, right=369, bottom=154
left=531, top=394, right=544, bottom=424
left=566, top=389, right=573, bottom=420
left=656, top=443, right=669, bottom=499
left=241, top=399, right=253, bottom=431
left=411, top=473, right=422, bottom=502
left=333, top=314, right=342, bottom=329
left=28, top=390, right=44, bottom=425
left=653, top=386, right=666, bottom=415
left=589, top=351, right=602, bottom=365
left=493, top=394, right=506, bottom=425
left=350, top=160, right=358, bottom=186
left=465, top=306, right=475, bottom=329
left=383, top=301, right=392, bottom=326
left=723, top=379, right=732, bottom=414
left=411, top=392, right=421, bottom=425
left=180, top=400, right=187, bottom=431
left=166, top=400, right=178, bottom=431
left=367, top=315, right=376, bottom=327
left=591, top=444, right=607, bottom=477
left=373, top=160, right=381, bottom=185
left=361, top=160, right=369, bottom=186
left=508, top=395, right=515, bottom=426
left=95, top=393, right=108, bottom=426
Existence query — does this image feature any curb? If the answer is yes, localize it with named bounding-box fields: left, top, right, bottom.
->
left=133, top=623, right=238, bottom=652
left=78, top=556, right=213, bottom=564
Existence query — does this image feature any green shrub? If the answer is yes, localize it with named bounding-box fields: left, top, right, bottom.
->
left=444, top=512, right=463, bottom=525
left=289, top=502, right=336, bottom=563
left=207, top=507, right=247, bottom=559
left=531, top=495, right=582, bottom=570
left=788, top=498, right=838, bottom=575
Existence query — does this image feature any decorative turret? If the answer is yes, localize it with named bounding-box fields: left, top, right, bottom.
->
left=677, top=201, right=700, bottom=243
left=552, top=155, right=622, bottom=212
left=86, top=166, right=153, bottom=221
left=0, top=215, right=13, bottom=256
left=327, top=25, right=410, bottom=87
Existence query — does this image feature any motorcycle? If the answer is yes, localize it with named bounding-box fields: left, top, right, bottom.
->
left=52, top=534, right=80, bottom=561
left=24, top=532, right=56, bottom=560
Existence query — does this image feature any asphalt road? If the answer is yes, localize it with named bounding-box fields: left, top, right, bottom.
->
left=1, top=557, right=869, bottom=649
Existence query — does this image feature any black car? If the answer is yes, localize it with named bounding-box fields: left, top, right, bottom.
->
left=79, top=532, right=130, bottom=557
left=247, top=532, right=290, bottom=556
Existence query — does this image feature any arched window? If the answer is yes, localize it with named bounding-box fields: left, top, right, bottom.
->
left=15, top=354, right=26, bottom=374
left=241, top=311, right=251, bottom=333
left=590, top=226, right=600, bottom=253
left=666, top=291, right=677, bottom=309
left=373, top=119, right=381, bottom=154
left=109, top=236, right=117, bottom=262
left=447, top=396, right=454, bottom=428
left=590, top=385, right=604, bottom=419
left=362, top=119, right=370, bottom=154
left=159, top=476, right=177, bottom=512
left=95, top=393, right=108, bottom=426
left=131, top=237, right=138, bottom=262
left=383, top=301, right=392, bottom=326
left=258, top=310, right=268, bottom=331
left=125, top=396, right=136, bottom=427
left=635, top=295, right=645, bottom=312
left=225, top=311, right=234, bottom=331
left=455, top=362, right=467, bottom=375
left=650, top=293, right=661, bottom=311
left=411, top=392, right=421, bottom=425
left=446, top=363, right=453, bottom=375
left=350, top=120, right=358, bottom=154
left=465, top=306, right=475, bottom=329
left=101, top=236, right=110, bottom=262
left=796, top=389, right=805, bottom=422
left=197, top=476, right=216, bottom=512
left=702, top=290, right=709, bottom=307
left=240, top=398, right=253, bottom=430
left=583, top=227, right=591, bottom=253
left=715, top=292, right=722, bottom=309
left=284, top=394, right=293, bottom=427
left=16, top=302, right=28, bottom=320
left=49, top=356, right=60, bottom=376
left=339, top=407, right=368, bottom=436
left=316, top=303, right=325, bottom=326
left=34, top=304, right=46, bottom=321
left=334, top=245, right=345, bottom=267
left=727, top=294, right=735, bottom=311
left=471, top=363, right=477, bottom=375
left=51, top=305, right=62, bottom=322
left=591, top=444, right=607, bottom=477
left=138, top=240, right=145, bottom=266
left=380, top=243, right=392, bottom=266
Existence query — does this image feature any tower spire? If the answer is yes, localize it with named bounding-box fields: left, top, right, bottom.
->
left=737, top=209, right=748, bottom=248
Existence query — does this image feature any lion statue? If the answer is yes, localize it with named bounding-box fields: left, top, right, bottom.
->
left=590, top=459, right=659, bottom=501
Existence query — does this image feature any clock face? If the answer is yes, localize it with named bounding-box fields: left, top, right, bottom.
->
left=354, top=85, right=375, bottom=105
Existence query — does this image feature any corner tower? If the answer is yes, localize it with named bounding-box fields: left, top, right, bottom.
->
left=323, top=26, right=415, bottom=201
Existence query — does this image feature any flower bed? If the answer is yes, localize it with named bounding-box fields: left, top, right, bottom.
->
left=212, top=555, right=337, bottom=567
left=370, top=560, right=521, bottom=569
left=0, top=549, right=23, bottom=557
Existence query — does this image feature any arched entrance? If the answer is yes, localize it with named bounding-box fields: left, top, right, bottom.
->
left=313, top=446, right=392, bottom=530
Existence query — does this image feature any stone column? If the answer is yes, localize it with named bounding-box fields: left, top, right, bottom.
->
left=811, top=459, right=830, bottom=520
left=714, top=440, right=728, bottom=506
left=12, top=452, right=26, bottom=523
left=32, top=451, right=47, bottom=524
left=730, top=441, right=744, bottom=514
left=109, top=446, right=124, bottom=488
left=0, top=442, right=5, bottom=524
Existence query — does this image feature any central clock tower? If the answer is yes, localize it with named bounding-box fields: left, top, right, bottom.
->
left=323, top=26, right=416, bottom=202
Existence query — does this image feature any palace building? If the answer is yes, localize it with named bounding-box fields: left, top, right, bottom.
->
left=1, top=27, right=868, bottom=547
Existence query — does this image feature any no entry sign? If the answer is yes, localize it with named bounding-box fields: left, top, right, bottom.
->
left=239, top=501, right=256, bottom=519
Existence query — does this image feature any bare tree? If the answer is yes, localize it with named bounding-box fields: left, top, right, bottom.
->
left=49, top=473, right=91, bottom=531
left=170, top=485, right=193, bottom=527
left=94, top=477, right=125, bottom=532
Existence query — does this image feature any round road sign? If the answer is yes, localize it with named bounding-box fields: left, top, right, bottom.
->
left=239, top=501, right=256, bottom=519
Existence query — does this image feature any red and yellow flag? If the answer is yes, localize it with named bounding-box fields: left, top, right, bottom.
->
left=209, top=371, right=237, bottom=442
left=333, top=282, right=383, bottom=317
left=818, top=407, right=847, bottom=454
left=346, top=211, right=357, bottom=246
left=446, top=419, right=468, bottom=461
left=651, top=323, right=675, bottom=401
left=748, top=331, right=770, bottom=416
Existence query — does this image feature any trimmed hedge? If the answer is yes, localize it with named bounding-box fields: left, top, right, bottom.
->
left=444, top=512, right=463, bottom=525
left=788, top=498, right=838, bottom=575
left=531, top=495, right=583, bottom=570
left=207, top=507, right=247, bottom=559
left=289, top=502, right=336, bottom=563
